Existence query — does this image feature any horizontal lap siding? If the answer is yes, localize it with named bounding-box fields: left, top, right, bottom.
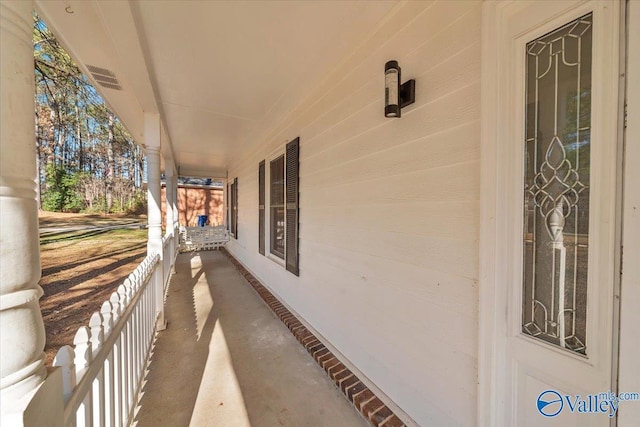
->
left=227, top=2, right=481, bottom=425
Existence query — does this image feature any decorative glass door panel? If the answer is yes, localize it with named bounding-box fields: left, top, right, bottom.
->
left=522, top=14, right=592, bottom=355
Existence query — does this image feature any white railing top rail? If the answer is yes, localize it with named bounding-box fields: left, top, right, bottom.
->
left=54, top=252, right=159, bottom=424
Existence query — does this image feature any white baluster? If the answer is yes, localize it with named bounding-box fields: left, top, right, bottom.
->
left=101, top=301, right=113, bottom=338
left=101, top=302, right=115, bottom=427
left=124, top=283, right=135, bottom=410
left=117, top=285, right=129, bottom=424
left=73, top=327, right=92, bottom=381
left=131, top=270, right=140, bottom=285
left=142, top=281, right=149, bottom=353
left=73, top=327, right=92, bottom=427
left=123, top=276, right=133, bottom=292
left=109, top=293, right=122, bottom=427
left=89, top=312, right=105, bottom=426
left=89, top=312, right=104, bottom=353
left=109, top=292, right=121, bottom=324
left=53, top=345, right=76, bottom=404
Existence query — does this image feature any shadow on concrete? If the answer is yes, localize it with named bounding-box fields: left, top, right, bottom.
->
left=133, top=251, right=365, bottom=427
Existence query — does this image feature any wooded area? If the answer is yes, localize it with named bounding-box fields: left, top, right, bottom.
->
left=34, top=14, right=145, bottom=213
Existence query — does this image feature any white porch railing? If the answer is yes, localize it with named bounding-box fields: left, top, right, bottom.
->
left=52, top=250, right=163, bottom=427
left=179, top=225, right=229, bottom=252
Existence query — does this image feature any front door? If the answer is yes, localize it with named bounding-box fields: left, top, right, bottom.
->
left=484, top=1, right=622, bottom=425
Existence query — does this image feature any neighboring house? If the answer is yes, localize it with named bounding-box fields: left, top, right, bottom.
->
left=1, top=1, right=638, bottom=426
left=160, top=182, right=224, bottom=227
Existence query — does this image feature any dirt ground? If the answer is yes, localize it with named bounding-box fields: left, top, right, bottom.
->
left=38, top=211, right=147, bottom=366
left=39, top=210, right=144, bottom=229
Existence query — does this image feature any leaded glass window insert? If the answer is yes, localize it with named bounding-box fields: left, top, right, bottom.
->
left=522, top=14, right=592, bottom=355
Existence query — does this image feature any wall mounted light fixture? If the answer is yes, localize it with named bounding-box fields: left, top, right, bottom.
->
left=384, top=60, right=415, bottom=118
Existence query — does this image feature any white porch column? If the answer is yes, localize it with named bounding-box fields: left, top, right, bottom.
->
left=164, top=164, right=175, bottom=237
left=164, top=164, right=176, bottom=269
left=0, top=0, right=48, bottom=410
left=145, top=116, right=162, bottom=253
left=223, top=177, right=228, bottom=228
left=172, top=174, right=178, bottom=229
left=145, top=114, right=165, bottom=329
left=171, top=174, right=178, bottom=270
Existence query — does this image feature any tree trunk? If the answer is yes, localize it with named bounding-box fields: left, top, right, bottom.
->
left=136, top=145, right=144, bottom=188
left=106, top=112, right=115, bottom=211
left=85, top=116, right=92, bottom=174
left=55, top=99, right=65, bottom=167
left=75, top=101, right=83, bottom=171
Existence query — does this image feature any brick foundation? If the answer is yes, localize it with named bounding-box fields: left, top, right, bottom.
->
left=221, top=248, right=406, bottom=427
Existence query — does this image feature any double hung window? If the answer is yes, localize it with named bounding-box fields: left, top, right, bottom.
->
left=258, top=138, right=299, bottom=275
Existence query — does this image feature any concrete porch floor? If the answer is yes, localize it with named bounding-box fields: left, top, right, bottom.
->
left=134, top=251, right=367, bottom=427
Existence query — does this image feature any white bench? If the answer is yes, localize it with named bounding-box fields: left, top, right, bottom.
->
left=179, top=225, right=230, bottom=252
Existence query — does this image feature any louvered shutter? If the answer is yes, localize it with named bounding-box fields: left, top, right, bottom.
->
left=285, top=138, right=300, bottom=275
left=227, top=182, right=231, bottom=232
left=233, top=177, right=238, bottom=238
left=258, top=161, right=265, bottom=255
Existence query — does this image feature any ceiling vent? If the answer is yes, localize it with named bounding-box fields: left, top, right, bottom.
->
left=85, top=64, right=122, bottom=90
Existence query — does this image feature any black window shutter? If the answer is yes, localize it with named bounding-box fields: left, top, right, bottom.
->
left=233, top=177, right=238, bottom=238
left=227, top=182, right=231, bottom=232
left=285, top=138, right=300, bottom=275
left=258, top=161, right=265, bottom=255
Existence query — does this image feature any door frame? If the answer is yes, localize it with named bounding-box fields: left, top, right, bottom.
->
left=478, top=1, right=626, bottom=425
left=617, top=1, right=640, bottom=424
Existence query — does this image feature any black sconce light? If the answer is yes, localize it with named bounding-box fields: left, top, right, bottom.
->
left=384, top=60, right=415, bottom=118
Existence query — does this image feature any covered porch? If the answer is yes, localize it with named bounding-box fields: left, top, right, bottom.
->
left=134, top=250, right=370, bottom=427
left=2, top=0, right=640, bottom=426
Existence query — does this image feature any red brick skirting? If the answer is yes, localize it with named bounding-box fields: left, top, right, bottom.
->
left=221, top=249, right=406, bottom=427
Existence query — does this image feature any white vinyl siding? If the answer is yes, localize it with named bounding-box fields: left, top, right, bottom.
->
left=226, top=2, right=482, bottom=425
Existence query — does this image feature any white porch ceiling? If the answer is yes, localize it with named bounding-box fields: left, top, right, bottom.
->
left=35, top=0, right=398, bottom=177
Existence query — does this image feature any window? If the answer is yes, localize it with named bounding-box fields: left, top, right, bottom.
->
left=270, top=155, right=285, bottom=258
left=259, top=137, right=299, bottom=275
left=522, top=14, right=592, bottom=355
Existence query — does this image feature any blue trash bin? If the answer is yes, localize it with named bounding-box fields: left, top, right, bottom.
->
left=197, top=215, right=208, bottom=227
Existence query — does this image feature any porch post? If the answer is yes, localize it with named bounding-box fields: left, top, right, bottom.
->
left=164, top=164, right=175, bottom=267
left=223, top=178, right=228, bottom=228
left=172, top=174, right=178, bottom=230
left=164, top=164, right=174, bottom=238
left=145, top=113, right=165, bottom=329
left=0, top=0, right=48, bottom=412
left=171, top=174, right=179, bottom=267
